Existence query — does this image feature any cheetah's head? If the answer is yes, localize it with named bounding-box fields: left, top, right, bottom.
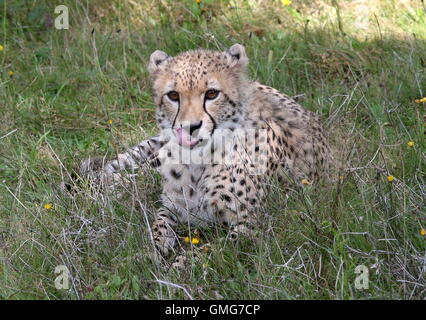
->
left=148, top=44, right=249, bottom=148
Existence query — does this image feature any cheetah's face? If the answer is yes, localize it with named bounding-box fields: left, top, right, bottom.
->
left=148, top=44, right=248, bottom=148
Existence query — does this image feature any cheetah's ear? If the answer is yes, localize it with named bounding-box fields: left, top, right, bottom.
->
left=148, top=50, right=170, bottom=74
left=226, top=44, right=248, bottom=69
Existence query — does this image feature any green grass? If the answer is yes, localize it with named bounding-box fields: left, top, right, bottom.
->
left=0, top=0, right=425, bottom=299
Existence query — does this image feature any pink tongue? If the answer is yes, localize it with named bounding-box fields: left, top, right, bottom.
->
left=176, top=128, right=198, bottom=147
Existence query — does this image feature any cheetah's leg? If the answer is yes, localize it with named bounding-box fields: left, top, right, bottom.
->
left=201, top=165, right=264, bottom=243
left=165, top=165, right=263, bottom=267
left=152, top=208, right=179, bottom=257
left=77, top=135, right=166, bottom=190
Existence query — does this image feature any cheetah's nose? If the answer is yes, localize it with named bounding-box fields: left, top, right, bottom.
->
left=189, top=121, right=202, bottom=135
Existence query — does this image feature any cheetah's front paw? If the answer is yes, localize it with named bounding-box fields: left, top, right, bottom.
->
left=153, top=222, right=177, bottom=257
left=74, top=157, right=135, bottom=195
left=79, top=157, right=112, bottom=186
left=61, top=157, right=109, bottom=195
left=154, top=235, right=176, bottom=257
left=171, top=254, right=187, bottom=270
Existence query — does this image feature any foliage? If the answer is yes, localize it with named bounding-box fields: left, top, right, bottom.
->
left=0, top=0, right=425, bottom=299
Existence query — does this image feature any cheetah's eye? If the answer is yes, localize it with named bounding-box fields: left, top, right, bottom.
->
left=205, top=89, right=220, bottom=100
left=167, top=91, right=179, bottom=102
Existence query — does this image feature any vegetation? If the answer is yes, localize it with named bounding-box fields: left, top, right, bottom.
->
left=0, top=0, right=425, bottom=299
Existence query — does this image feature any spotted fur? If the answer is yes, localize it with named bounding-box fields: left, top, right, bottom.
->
left=79, top=44, right=333, bottom=256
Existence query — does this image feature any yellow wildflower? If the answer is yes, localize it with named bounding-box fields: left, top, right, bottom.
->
left=407, top=141, right=414, bottom=148
left=387, top=175, right=394, bottom=182
left=191, top=237, right=200, bottom=245
left=8, top=71, right=14, bottom=76
left=196, top=0, right=201, bottom=3
left=420, top=228, right=426, bottom=236
left=0, top=44, right=3, bottom=51
left=107, top=119, right=113, bottom=125
left=281, top=0, right=292, bottom=5
left=44, top=203, right=53, bottom=210
left=184, top=236, right=190, bottom=243
left=301, top=178, right=311, bottom=185
left=416, top=97, right=426, bottom=103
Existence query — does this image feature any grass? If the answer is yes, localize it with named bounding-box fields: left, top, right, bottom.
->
left=0, top=0, right=425, bottom=299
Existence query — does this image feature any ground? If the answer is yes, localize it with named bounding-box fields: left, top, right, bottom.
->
left=0, top=0, right=425, bottom=299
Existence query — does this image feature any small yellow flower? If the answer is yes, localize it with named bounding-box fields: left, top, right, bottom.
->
left=301, top=178, right=311, bottom=185
left=44, top=203, right=53, bottom=210
left=202, top=263, right=208, bottom=268
left=387, top=175, right=394, bottom=182
left=8, top=71, right=14, bottom=76
left=420, top=228, right=426, bottom=236
left=107, top=119, right=113, bottom=125
left=416, top=97, right=426, bottom=103
left=191, top=237, right=200, bottom=245
left=184, top=236, right=190, bottom=243
left=0, top=44, right=3, bottom=51
left=407, top=141, right=414, bottom=148
left=196, top=0, right=201, bottom=3
left=281, top=0, right=292, bottom=6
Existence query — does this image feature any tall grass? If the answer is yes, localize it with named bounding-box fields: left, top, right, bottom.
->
left=0, top=0, right=425, bottom=299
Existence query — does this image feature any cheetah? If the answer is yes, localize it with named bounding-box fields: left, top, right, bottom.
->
left=78, top=44, right=333, bottom=257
